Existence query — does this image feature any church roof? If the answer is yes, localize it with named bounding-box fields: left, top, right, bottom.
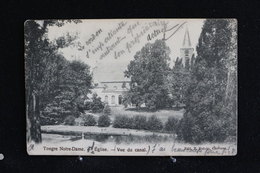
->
left=182, top=27, right=192, bottom=48
left=93, top=61, right=131, bottom=83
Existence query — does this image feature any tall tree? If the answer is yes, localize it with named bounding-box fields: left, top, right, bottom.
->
left=124, top=40, right=171, bottom=109
left=25, top=20, right=81, bottom=143
left=42, top=59, right=93, bottom=122
left=178, top=19, right=237, bottom=143
left=190, top=54, right=195, bottom=70
left=168, top=58, right=191, bottom=107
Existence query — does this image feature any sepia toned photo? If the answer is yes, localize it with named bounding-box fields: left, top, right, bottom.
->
left=25, top=19, right=237, bottom=156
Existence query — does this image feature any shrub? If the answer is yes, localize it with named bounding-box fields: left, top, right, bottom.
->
left=146, top=115, right=163, bottom=132
left=164, top=116, right=179, bottom=133
left=40, top=116, right=63, bottom=125
left=123, top=101, right=128, bottom=108
left=103, top=104, right=111, bottom=116
left=113, top=115, right=163, bottom=132
left=90, top=93, right=104, bottom=113
left=126, top=117, right=134, bottom=129
left=132, top=115, right=147, bottom=130
left=64, top=115, right=76, bottom=126
left=98, top=115, right=111, bottom=127
left=113, top=115, right=130, bottom=128
left=82, top=114, right=96, bottom=126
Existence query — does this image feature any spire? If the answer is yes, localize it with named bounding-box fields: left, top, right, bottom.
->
left=182, top=26, right=192, bottom=48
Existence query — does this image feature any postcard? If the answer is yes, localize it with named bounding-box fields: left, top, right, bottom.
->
left=25, top=19, right=237, bottom=156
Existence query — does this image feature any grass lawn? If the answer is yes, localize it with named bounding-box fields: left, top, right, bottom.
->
left=41, top=125, right=172, bottom=136
left=110, top=105, right=184, bottom=123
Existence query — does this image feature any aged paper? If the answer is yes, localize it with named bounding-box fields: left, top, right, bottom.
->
left=25, top=19, right=237, bottom=156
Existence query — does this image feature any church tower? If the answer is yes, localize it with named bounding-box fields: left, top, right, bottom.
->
left=180, top=26, right=194, bottom=67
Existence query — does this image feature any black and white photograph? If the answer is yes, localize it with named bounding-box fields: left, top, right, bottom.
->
left=25, top=19, right=237, bottom=156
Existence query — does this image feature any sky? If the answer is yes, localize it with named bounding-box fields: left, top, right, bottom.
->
left=46, top=19, right=205, bottom=80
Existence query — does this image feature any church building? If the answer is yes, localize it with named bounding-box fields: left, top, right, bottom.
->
left=90, top=26, right=194, bottom=106
left=180, top=27, right=194, bottom=67
left=90, top=62, right=130, bottom=106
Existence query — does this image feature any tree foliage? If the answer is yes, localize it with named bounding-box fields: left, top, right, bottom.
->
left=146, top=115, right=163, bottom=132
left=86, top=93, right=104, bottom=113
left=167, top=56, right=193, bottom=106
left=164, top=116, right=179, bottom=133
left=124, top=39, right=171, bottom=109
left=25, top=20, right=91, bottom=143
left=41, top=59, right=92, bottom=123
left=178, top=19, right=237, bottom=143
left=82, top=114, right=97, bottom=126
left=98, top=115, right=111, bottom=127
left=103, top=104, right=111, bottom=116
left=64, top=115, right=76, bottom=126
left=113, top=115, right=130, bottom=128
left=132, top=115, right=147, bottom=130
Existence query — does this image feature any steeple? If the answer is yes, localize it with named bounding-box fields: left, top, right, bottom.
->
left=182, top=27, right=192, bottom=48
left=180, top=25, right=194, bottom=68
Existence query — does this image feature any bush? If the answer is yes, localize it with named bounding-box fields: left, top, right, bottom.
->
left=113, top=115, right=163, bottom=132
left=113, top=114, right=163, bottom=132
left=132, top=115, right=147, bottom=130
left=126, top=117, right=134, bottom=129
left=64, top=115, right=76, bottom=126
left=113, top=115, right=147, bottom=129
left=98, top=115, right=111, bottom=127
left=103, top=104, right=111, bottom=116
left=146, top=115, right=163, bottom=132
left=164, top=116, right=179, bottom=133
left=113, top=115, right=130, bottom=128
left=82, top=114, right=96, bottom=126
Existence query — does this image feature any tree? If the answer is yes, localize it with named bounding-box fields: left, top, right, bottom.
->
left=121, top=81, right=126, bottom=89
left=41, top=59, right=93, bottom=125
left=90, top=93, right=104, bottom=113
left=103, top=104, right=111, bottom=116
left=62, top=60, right=92, bottom=117
left=178, top=19, right=237, bottom=143
left=25, top=20, right=82, bottom=143
left=190, top=54, right=195, bottom=70
left=168, top=57, right=191, bottom=107
left=76, top=95, right=85, bottom=114
left=174, top=57, right=183, bottom=69
left=124, top=39, right=171, bottom=109
left=185, top=58, right=190, bottom=70
left=164, top=117, right=179, bottom=133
